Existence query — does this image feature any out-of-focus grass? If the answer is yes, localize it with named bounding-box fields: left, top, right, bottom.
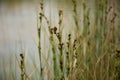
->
left=0, top=0, right=120, bottom=80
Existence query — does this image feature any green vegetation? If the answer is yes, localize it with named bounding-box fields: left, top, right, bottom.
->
left=0, top=0, right=120, bottom=80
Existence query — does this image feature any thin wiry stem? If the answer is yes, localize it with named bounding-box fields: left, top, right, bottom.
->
left=20, top=53, right=25, bottom=80
left=38, top=0, right=44, bottom=79
left=72, top=0, right=79, bottom=31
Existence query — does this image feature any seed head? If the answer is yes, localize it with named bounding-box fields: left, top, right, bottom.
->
left=54, top=27, right=57, bottom=34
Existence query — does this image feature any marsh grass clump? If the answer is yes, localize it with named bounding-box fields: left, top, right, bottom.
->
left=36, top=0, right=119, bottom=80
left=2, top=0, right=119, bottom=80
left=17, top=0, right=119, bottom=80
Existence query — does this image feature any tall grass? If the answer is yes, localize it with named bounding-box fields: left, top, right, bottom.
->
left=38, top=0, right=44, bottom=79
left=20, top=53, right=25, bottom=80
left=0, top=0, right=120, bottom=80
